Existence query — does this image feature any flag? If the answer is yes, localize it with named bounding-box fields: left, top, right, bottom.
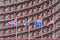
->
left=24, top=21, right=30, bottom=26
left=34, top=20, right=42, bottom=27
left=47, top=20, right=54, bottom=26
left=8, top=19, right=16, bottom=26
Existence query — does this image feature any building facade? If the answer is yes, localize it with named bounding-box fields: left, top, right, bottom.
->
left=0, top=0, right=60, bottom=39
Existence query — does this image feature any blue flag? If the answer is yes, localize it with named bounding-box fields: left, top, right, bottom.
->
left=34, top=20, right=42, bottom=27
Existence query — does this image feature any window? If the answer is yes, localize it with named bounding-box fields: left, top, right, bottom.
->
left=18, top=0, right=21, bottom=2
left=5, top=7, right=8, bottom=12
left=17, top=5, right=20, bottom=10
left=4, top=30, right=8, bottom=34
left=0, top=8, right=2, bottom=12
left=52, top=33, right=55, bottom=38
left=18, top=20, right=20, bottom=26
left=19, top=0, right=23, bottom=2
left=4, top=0, right=8, bottom=4
left=34, top=1, right=36, bottom=5
left=18, top=35, right=20, bottom=38
left=23, top=34, right=26, bottom=38
left=23, top=27, right=25, bottom=32
left=0, top=23, right=2, bottom=28
left=23, top=4, right=25, bottom=9
left=34, top=9, right=36, bottom=13
left=0, top=0, right=1, bottom=1
left=5, top=15, right=8, bottom=19
left=52, top=8, right=54, bottom=12
left=34, top=32, right=36, bottom=36
left=23, top=20, right=25, bottom=24
left=43, top=28, right=46, bottom=33
left=52, top=25, right=54, bottom=30
left=28, top=26, right=31, bottom=31
left=11, top=15, right=14, bottom=19
left=23, top=12, right=25, bottom=16
left=52, top=0, right=54, bottom=4
left=29, top=2, right=31, bottom=7
left=11, top=29, right=14, bottom=34
left=11, top=6, right=14, bottom=11
left=18, top=28, right=20, bottom=32
left=44, top=13, right=46, bottom=17
left=0, top=16, right=2, bottom=20
left=5, top=23, right=8, bottom=28
left=39, top=29, right=42, bottom=35
left=17, top=13, right=20, bottom=17
left=28, top=33, right=30, bottom=38
left=28, top=10, right=31, bottom=15
left=11, top=0, right=14, bottom=3
left=43, top=21, right=46, bottom=25
left=0, top=30, right=2, bottom=35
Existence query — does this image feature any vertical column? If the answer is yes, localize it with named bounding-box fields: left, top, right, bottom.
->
left=8, top=30, right=10, bottom=35
left=20, top=27, right=22, bottom=33
left=30, top=17, right=33, bottom=23
left=19, top=12, right=22, bottom=18
left=2, top=15, right=4, bottom=20
left=49, top=9, right=52, bottom=15
left=8, top=22, right=11, bottom=28
left=54, top=0, right=56, bottom=3
left=20, top=35, right=23, bottom=39
left=25, top=26, right=28, bottom=32
left=39, top=5, right=43, bottom=11
left=35, top=15, right=38, bottom=20
left=49, top=1, right=52, bottom=6
left=2, top=0, right=4, bottom=4
left=8, top=0, right=10, bottom=3
left=20, top=4, right=22, bottom=10
left=26, top=34, right=28, bottom=39
left=46, top=11, right=48, bottom=17
left=36, top=0, right=38, bottom=5
left=2, top=7, right=4, bottom=12
left=14, top=29, right=16, bottom=34
left=36, top=7, right=38, bottom=13
left=30, top=1, right=33, bottom=7
left=25, top=3, right=28, bottom=8
left=14, top=13, right=16, bottom=19
left=26, top=11, right=28, bottom=16
left=8, top=15, right=11, bottom=19
left=30, top=9, right=33, bottom=15
left=30, top=33, right=33, bottom=38
left=39, top=13, right=42, bottom=20
left=44, top=3, right=47, bottom=9
left=2, top=30, right=4, bottom=36
left=20, top=20, right=22, bottom=25
left=40, top=0, right=43, bottom=3
left=2, top=23, right=4, bottom=28
left=8, top=7, right=10, bottom=12
left=14, top=5, right=16, bottom=10
left=30, top=25, right=33, bottom=31
left=14, top=0, right=17, bottom=2
left=36, top=31, right=38, bottom=36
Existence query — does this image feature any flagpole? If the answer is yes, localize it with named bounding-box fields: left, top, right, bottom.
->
left=28, top=20, right=30, bottom=40
left=16, top=17, right=18, bottom=40
left=28, top=28, right=30, bottom=40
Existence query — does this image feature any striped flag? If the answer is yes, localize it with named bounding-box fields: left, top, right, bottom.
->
left=34, top=20, right=42, bottom=27
left=47, top=20, right=54, bottom=26
left=8, top=19, right=16, bottom=26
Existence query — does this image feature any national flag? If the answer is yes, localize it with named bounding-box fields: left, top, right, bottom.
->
left=8, top=19, right=16, bottom=26
left=24, top=21, right=30, bottom=26
left=34, top=20, right=42, bottom=27
left=47, top=20, right=54, bottom=26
